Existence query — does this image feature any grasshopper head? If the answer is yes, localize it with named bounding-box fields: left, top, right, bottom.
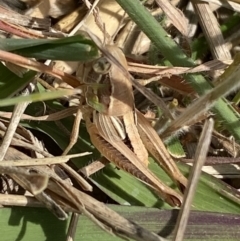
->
left=93, top=57, right=111, bottom=75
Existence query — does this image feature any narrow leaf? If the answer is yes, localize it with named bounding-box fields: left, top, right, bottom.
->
left=0, top=35, right=99, bottom=61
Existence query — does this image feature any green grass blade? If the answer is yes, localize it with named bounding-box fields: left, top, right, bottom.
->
left=0, top=35, right=99, bottom=61
left=166, top=137, right=185, bottom=158
left=77, top=206, right=240, bottom=240
left=0, top=89, right=76, bottom=107
left=0, top=63, right=36, bottom=98
left=1, top=206, right=240, bottom=241
left=0, top=207, right=68, bottom=241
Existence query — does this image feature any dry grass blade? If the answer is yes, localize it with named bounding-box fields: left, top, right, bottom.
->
left=0, top=193, right=43, bottom=207
left=128, top=59, right=232, bottom=75
left=173, top=118, right=214, bottom=241
left=0, top=105, right=28, bottom=159
left=1, top=145, right=70, bottom=219
left=0, top=166, right=49, bottom=196
left=203, top=0, right=240, bottom=12
left=0, top=87, right=31, bottom=161
left=0, top=49, right=80, bottom=87
left=201, top=164, right=240, bottom=178
left=0, top=106, right=79, bottom=121
left=193, top=2, right=231, bottom=78
left=54, top=5, right=88, bottom=33
left=80, top=157, right=108, bottom=176
left=0, top=153, right=91, bottom=166
left=0, top=5, right=50, bottom=29
left=155, top=0, right=188, bottom=36
left=0, top=19, right=60, bottom=39
left=182, top=156, right=240, bottom=165
left=1, top=130, right=92, bottom=192
left=66, top=213, right=80, bottom=241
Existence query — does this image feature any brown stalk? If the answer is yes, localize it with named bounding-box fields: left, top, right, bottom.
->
left=0, top=19, right=51, bottom=39
left=173, top=118, right=214, bottom=241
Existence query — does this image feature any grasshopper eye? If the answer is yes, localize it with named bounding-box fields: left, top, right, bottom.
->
left=93, top=57, right=111, bottom=74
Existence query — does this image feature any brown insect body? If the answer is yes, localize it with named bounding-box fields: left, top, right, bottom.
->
left=88, top=46, right=149, bottom=166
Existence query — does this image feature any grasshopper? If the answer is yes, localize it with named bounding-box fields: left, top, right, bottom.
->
left=81, top=45, right=188, bottom=207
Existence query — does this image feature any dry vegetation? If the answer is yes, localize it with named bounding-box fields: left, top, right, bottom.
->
left=0, top=0, right=240, bottom=240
